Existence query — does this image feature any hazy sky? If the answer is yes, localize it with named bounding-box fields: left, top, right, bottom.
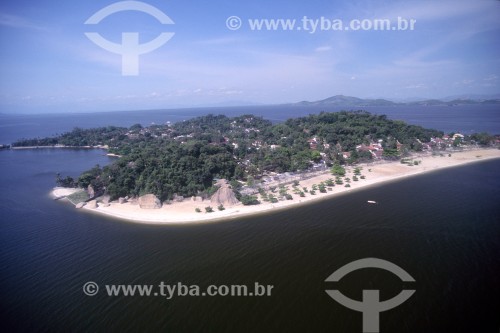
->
left=1, top=0, right=499, bottom=113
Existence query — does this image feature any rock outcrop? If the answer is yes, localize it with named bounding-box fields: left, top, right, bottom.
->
left=87, top=200, right=98, bottom=209
left=139, top=194, right=162, bottom=209
left=210, top=179, right=240, bottom=207
left=100, top=195, right=110, bottom=207
left=87, top=185, right=95, bottom=198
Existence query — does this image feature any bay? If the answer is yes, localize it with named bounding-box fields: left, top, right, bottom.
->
left=1, top=104, right=499, bottom=144
left=0, top=147, right=499, bottom=332
left=1, top=105, right=499, bottom=332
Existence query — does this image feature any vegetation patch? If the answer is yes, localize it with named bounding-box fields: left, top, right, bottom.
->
left=66, top=191, right=88, bottom=205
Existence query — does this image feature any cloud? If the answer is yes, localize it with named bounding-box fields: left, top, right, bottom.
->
left=404, top=83, right=426, bottom=89
left=0, top=13, right=47, bottom=30
left=193, top=37, right=242, bottom=45
left=483, top=74, right=498, bottom=82
left=375, top=0, right=498, bottom=22
left=453, top=79, right=475, bottom=86
left=315, top=46, right=332, bottom=52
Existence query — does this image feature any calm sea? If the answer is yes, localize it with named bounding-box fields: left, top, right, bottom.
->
left=0, top=106, right=499, bottom=332
left=1, top=104, right=499, bottom=144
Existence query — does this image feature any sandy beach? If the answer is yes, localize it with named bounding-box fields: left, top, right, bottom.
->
left=52, top=149, right=500, bottom=224
left=52, top=187, right=82, bottom=199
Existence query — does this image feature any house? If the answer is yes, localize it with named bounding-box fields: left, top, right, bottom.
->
left=252, top=140, right=262, bottom=149
left=431, top=137, right=446, bottom=149
left=356, top=142, right=385, bottom=159
left=307, top=137, right=318, bottom=150
left=371, top=150, right=384, bottom=159
left=126, top=133, right=140, bottom=139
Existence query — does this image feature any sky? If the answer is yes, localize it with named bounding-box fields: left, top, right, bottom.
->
left=0, top=0, right=499, bottom=113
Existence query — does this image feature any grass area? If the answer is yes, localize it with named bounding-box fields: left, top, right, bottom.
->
left=66, top=190, right=89, bottom=205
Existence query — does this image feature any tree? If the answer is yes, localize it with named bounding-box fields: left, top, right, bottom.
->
left=470, top=132, right=494, bottom=146
left=240, top=195, right=260, bottom=205
left=383, top=148, right=399, bottom=159
left=311, top=150, right=322, bottom=163
left=331, top=163, right=346, bottom=176
left=268, top=194, right=278, bottom=203
left=130, top=123, right=143, bottom=131
left=234, top=165, right=245, bottom=180
left=230, top=179, right=242, bottom=191
left=78, top=165, right=103, bottom=188
left=247, top=175, right=255, bottom=187
left=56, top=173, right=76, bottom=188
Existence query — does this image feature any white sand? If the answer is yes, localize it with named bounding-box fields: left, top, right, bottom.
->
left=52, top=187, right=82, bottom=199
left=53, top=149, right=500, bottom=224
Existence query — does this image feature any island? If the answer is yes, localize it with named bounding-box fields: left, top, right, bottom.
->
left=14, top=111, right=500, bottom=224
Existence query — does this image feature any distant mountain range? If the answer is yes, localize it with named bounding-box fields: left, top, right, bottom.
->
left=294, top=95, right=500, bottom=107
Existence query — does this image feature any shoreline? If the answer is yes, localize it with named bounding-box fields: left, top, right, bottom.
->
left=11, top=145, right=108, bottom=150
left=52, top=187, right=83, bottom=199
left=52, top=149, right=500, bottom=225
left=10, top=145, right=120, bottom=158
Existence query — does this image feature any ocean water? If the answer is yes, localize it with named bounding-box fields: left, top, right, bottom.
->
left=0, top=106, right=499, bottom=332
left=1, top=104, right=499, bottom=144
left=0, top=149, right=499, bottom=332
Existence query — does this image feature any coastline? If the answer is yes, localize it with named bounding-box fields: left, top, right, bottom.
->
left=52, top=187, right=82, bottom=198
left=52, top=149, right=500, bottom=224
left=10, top=145, right=120, bottom=157
left=11, top=145, right=108, bottom=150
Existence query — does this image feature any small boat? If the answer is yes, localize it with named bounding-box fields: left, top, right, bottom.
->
left=367, top=200, right=377, bottom=204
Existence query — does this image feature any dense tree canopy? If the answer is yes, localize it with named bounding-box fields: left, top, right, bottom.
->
left=14, top=111, right=466, bottom=201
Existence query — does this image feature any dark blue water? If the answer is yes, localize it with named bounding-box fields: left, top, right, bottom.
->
left=1, top=104, right=499, bottom=144
left=0, top=148, right=499, bottom=332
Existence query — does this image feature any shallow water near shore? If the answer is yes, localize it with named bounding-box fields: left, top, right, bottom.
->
left=1, top=148, right=499, bottom=332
